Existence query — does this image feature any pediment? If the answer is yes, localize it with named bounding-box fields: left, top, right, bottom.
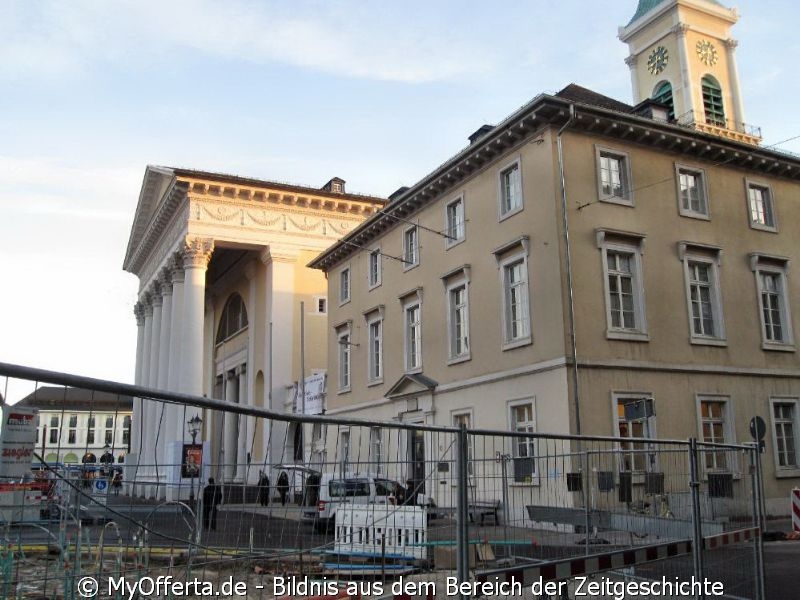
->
left=385, top=373, right=438, bottom=399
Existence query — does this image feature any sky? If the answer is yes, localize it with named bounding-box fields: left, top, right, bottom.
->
left=1, top=0, right=799, bottom=401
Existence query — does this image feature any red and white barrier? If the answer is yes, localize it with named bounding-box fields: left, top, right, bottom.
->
left=792, top=488, right=800, bottom=533
left=703, top=527, right=760, bottom=550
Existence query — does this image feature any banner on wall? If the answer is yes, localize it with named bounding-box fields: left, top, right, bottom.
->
left=291, top=373, right=326, bottom=415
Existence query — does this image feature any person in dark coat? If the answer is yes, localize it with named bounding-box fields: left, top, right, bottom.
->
left=202, top=477, right=222, bottom=530
left=257, top=471, right=270, bottom=506
left=277, top=471, right=289, bottom=506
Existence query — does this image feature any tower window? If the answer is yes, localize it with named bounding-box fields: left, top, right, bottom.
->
left=701, top=76, right=725, bottom=128
left=652, top=82, right=674, bottom=121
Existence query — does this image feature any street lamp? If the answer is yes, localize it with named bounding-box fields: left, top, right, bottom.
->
left=187, top=414, right=203, bottom=505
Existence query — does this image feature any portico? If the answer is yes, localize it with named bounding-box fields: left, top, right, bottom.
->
left=123, top=167, right=383, bottom=498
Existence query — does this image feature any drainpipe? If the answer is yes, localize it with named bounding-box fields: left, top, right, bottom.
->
left=556, top=105, right=581, bottom=436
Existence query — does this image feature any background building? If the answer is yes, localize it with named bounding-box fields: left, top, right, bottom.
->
left=17, top=387, right=132, bottom=466
left=123, top=167, right=383, bottom=498
left=310, top=0, right=800, bottom=514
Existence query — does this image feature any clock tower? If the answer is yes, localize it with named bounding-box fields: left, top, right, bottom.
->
left=619, top=0, right=760, bottom=144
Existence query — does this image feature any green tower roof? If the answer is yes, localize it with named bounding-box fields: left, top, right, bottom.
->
left=627, top=0, right=726, bottom=25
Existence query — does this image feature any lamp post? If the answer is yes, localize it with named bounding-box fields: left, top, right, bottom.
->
left=187, top=414, right=203, bottom=506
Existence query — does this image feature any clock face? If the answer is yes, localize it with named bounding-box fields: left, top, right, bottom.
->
left=647, top=46, right=669, bottom=75
left=696, top=40, right=718, bottom=66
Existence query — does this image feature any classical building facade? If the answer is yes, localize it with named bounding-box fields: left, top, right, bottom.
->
left=18, top=387, right=132, bottom=466
left=123, top=167, right=383, bottom=497
left=310, top=0, right=800, bottom=514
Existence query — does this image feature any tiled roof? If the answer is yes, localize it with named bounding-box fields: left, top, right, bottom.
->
left=556, top=84, right=634, bottom=114
left=628, top=0, right=725, bottom=25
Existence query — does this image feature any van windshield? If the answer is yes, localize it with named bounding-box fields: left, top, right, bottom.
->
left=328, top=479, right=370, bottom=497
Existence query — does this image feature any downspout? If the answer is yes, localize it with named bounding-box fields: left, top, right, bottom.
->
left=556, top=105, right=581, bottom=436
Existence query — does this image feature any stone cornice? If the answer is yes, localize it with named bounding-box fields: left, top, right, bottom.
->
left=309, top=93, right=800, bottom=272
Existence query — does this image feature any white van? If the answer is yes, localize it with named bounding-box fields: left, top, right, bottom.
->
left=300, top=473, right=400, bottom=528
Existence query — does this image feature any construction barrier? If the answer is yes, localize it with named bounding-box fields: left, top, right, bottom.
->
left=793, top=488, right=800, bottom=533
left=335, top=505, right=426, bottom=560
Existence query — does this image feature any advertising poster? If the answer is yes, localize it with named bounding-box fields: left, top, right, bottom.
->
left=0, top=406, right=38, bottom=480
left=181, top=443, right=202, bottom=479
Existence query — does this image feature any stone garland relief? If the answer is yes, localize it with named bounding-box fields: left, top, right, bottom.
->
left=192, top=200, right=354, bottom=236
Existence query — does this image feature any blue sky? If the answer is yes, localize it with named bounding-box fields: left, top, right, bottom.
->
left=1, top=0, right=798, bottom=399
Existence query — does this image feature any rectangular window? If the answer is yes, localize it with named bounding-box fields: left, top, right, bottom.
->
left=597, top=148, right=632, bottom=204
left=49, top=428, right=59, bottom=444
left=403, top=226, right=419, bottom=268
left=405, top=303, right=422, bottom=371
left=681, top=248, right=725, bottom=344
left=445, top=197, right=465, bottom=246
left=370, top=427, right=383, bottom=474
left=502, top=258, right=531, bottom=345
left=600, top=234, right=648, bottom=341
left=677, top=166, right=708, bottom=218
left=747, top=182, right=776, bottom=230
left=339, top=267, right=351, bottom=304
left=104, top=430, right=113, bottom=445
left=499, top=160, right=522, bottom=217
left=368, top=249, right=381, bottom=288
left=752, top=256, right=794, bottom=349
left=511, top=402, right=536, bottom=483
left=340, top=431, right=350, bottom=473
left=315, top=297, right=327, bottom=314
left=337, top=327, right=351, bottom=391
left=699, top=398, right=731, bottom=471
left=452, top=413, right=474, bottom=476
left=771, top=399, right=798, bottom=470
left=448, top=284, right=470, bottom=360
left=68, top=414, right=78, bottom=445
left=367, top=318, right=383, bottom=383
left=616, top=396, right=656, bottom=473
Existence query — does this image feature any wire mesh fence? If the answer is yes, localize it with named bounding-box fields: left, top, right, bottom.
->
left=0, top=362, right=766, bottom=599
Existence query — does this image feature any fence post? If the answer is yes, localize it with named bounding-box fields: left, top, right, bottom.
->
left=688, top=438, right=704, bottom=586
left=456, top=423, right=470, bottom=598
left=749, top=445, right=766, bottom=600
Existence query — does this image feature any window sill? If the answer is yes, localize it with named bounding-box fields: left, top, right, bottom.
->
left=403, top=262, right=419, bottom=273
left=690, top=336, right=727, bottom=347
left=338, top=298, right=351, bottom=307
left=606, top=330, right=650, bottom=342
left=762, top=342, right=796, bottom=353
left=404, top=367, right=422, bottom=376
left=774, top=469, right=800, bottom=479
left=598, top=195, right=634, bottom=207
left=367, top=379, right=384, bottom=388
left=445, top=238, right=466, bottom=251
left=749, top=222, right=778, bottom=234
left=337, top=387, right=351, bottom=395
left=679, top=210, right=710, bottom=221
left=447, top=354, right=471, bottom=366
left=502, top=337, right=533, bottom=351
left=509, top=480, right=540, bottom=487
left=498, top=205, right=523, bottom=223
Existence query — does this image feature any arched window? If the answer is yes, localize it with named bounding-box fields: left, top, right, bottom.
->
left=701, top=76, right=725, bottom=127
left=216, top=293, right=249, bottom=343
left=652, top=81, right=674, bottom=120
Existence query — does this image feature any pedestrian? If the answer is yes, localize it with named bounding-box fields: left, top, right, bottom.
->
left=257, top=470, right=270, bottom=506
left=202, top=477, right=222, bottom=530
left=404, top=479, right=417, bottom=506
left=112, top=470, right=123, bottom=496
left=277, top=471, right=289, bottom=506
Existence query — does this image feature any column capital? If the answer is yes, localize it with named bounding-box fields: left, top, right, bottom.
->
left=158, top=267, right=174, bottom=296
left=244, top=260, right=258, bottom=281
left=150, top=281, right=164, bottom=307
left=134, top=302, right=146, bottom=326
left=672, top=22, right=690, bottom=37
left=142, top=298, right=154, bottom=317
left=226, top=369, right=238, bottom=381
left=624, top=54, right=637, bottom=68
left=170, top=253, right=186, bottom=283
left=184, top=237, right=214, bottom=269
left=724, top=38, right=738, bottom=51
left=236, top=364, right=247, bottom=377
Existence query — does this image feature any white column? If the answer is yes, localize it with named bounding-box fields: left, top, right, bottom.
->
left=245, top=261, right=258, bottom=481
left=157, top=271, right=173, bottom=391
left=164, top=255, right=185, bottom=487
left=625, top=54, right=640, bottom=104
left=180, top=237, right=213, bottom=396
left=144, top=285, right=163, bottom=476
left=725, top=38, right=746, bottom=127
left=139, top=299, right=154, bottom=473
left=224, top=370, right=239, bottom=481
left=237, top=365, right=247, bottom=481
left=131, top=303, right=146, bottom=458
left=674, top=23, right=693, bottom=119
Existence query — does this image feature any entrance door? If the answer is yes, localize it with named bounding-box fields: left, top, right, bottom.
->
left=409, top=429, right=425, bottom=495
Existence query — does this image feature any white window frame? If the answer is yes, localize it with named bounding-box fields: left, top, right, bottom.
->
left=403, top=300, right=422, bottom=373
left=339, top=266, right=351, bottom=305
left=499, top=250, right=532, bottom=350
left=313, top=296, right=327, bottom=315
left=675, top=164, right=710, bottom=219
left=403, top=225, right=419, bottom=270
left=452, top=411, right=474, bottom=478
left=336, top=324, right=352, bottom=393
left=498, top=157, right=523, bottom=220
left=696, top=395, right=736, bottom=474
left=596, top=146, right=633, bottom=205
left=368, top=248, right=382, bottom=290
left=598, top=232, right=648, bottom=341
left=446, top=280, right=471, bottom=363
left=445, top=195, right=466, bottom=248
left=508, top=398, right=537, bottom=484
left=612, top=392, right=657, bottom=474
left=751, top=254, right=794, bottom=351
left=679, top=244, right=725, bottom=346
left=366, top=314, right=383, bottom=385
left=769, top=397, right=800, bottom=477
left=746, top=179, right=777, bottom=232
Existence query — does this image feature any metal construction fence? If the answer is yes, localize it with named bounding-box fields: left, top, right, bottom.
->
left=0, top=362, right=766, bottom=599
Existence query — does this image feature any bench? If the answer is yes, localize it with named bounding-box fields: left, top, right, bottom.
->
left=468, top=499, right=501, bottom=525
